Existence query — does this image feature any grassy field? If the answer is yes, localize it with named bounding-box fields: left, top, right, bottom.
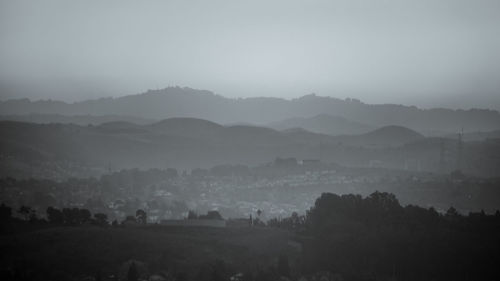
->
left=0, top=225, right=297, bottom=279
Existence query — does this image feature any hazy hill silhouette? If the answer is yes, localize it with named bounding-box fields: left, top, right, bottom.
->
left=0, top=119, right=317, bottom=174
left=1, top=119, right=499, bottom=178
left=350, top=125, right=424, bottom=147
left=0, top=114, right=156, bottom=126
left=300, top=125, right=424, bottom=149
left=268, top=114, right=374, bottom=136
left=1, top=87, right=500, bottom=134
left=150, top=117, right=224, bottom=139
left=95, top=121, right=149, bottom=134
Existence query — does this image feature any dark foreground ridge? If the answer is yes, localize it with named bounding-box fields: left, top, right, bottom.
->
left=1, top=191, right=499, bottom=281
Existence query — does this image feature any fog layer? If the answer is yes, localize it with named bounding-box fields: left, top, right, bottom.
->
left=1, top=0, right=500, bottom=109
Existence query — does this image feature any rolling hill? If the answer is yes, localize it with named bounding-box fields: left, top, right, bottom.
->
left=268, top=114, right=374, bottom=136
left=1, top=118, right=499, bottom=179
left=350, top=125, right=424, bottom=147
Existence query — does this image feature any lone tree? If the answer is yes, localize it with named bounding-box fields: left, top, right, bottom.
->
left=136, top=209, right=147, bottom=224
left=446, top=206, right=460, bottom=218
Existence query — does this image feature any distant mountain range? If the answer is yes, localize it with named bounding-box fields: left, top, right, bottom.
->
left=1, top=87, right=499, bottom=134
left=1, top=118, right=499, bottom=179
left=0, top=114, right=155, bottom=126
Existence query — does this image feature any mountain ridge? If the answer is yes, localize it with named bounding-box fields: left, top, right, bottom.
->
left=1, top=87, right=499, bottom=134
left=1, top=119, right=498, bottom=178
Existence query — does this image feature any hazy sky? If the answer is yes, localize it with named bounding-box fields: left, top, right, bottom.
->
left=1, top=0, right=499, bottom=109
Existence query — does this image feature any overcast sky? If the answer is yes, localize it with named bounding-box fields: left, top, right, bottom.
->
left=1, top=0, right=499, bottom=109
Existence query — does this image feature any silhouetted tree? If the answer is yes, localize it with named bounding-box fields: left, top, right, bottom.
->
left=62, top=208, right=77, bottom=224
left=187, top=210, right=198, bottom=219
left=446, top=206, right=460, bottom=220
left=276, top=191, right=500, bottom=280
left=94, top=213, right=108, bottom=226
left=204, top=210, right=223, bottom=220
left=290, top=212, right=300, bottom=228
left=0, top=203, right=12, bottom=222
left=60, top=207, right=92, bottom=225
left=46, top=207, right=63, bottom=224
left=136, top=209, right=147, bottom=224
left=79, top=208, right=92, bottom=224
left=18, top=205, right=34, bottom=221
left=124, top=215, right=137, bottom=223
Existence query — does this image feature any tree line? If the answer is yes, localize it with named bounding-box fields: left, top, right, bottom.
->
left=269, top=191, right=500, bottom=281
left=0, top=203, right=149, bottom=229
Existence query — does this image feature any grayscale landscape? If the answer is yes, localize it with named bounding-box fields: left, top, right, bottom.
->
left=1, top=1, right=500, bottom=281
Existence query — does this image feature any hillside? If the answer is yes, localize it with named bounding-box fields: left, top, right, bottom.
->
left=0, top=119, right=327, bottom=175
left=0, top=113, right=156, bottom=126
left=268, top=114, right=373, bottom=136
left=355, top=125, right=424, bottom=146
left=1, top=87, right=500, bottom=134
left=149, top=118, right=225, bottom=140
left=0, top=119, right=498, bottom=179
